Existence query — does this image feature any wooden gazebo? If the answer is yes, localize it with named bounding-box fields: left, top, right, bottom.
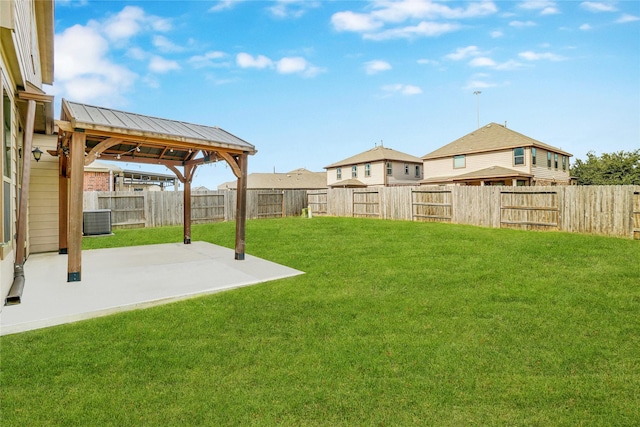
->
left=55, top=99, right=256, bottom=282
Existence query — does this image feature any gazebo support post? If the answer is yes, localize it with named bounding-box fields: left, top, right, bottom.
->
left=183, top=164, right=194, bottom=244
left=235, top=152, right=248, bottom=260
left=67, top=131, right=85, bottom=282
left=167, top=164, right=197, bottom=245
left=58, top=155, right=69, bottom=254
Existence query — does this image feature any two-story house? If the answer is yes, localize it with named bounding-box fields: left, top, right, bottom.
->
left=325, top=145, right=423, bottom=188
left=1, top=0, right=56, bottom=301
left=421, top=123, right=572, bottom=186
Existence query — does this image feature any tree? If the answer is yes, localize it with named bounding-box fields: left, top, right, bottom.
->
left=571, top=149, right=640, bottom=185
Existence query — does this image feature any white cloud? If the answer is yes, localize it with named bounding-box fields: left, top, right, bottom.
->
left=153, top=35, right=183, bottom=53
left=331, top=0, right=497, bottom=40
left=276, top=57, right=325, bottom=77
left=469, top=57, right=496, bottom=67
left=509, top=20, right=537, bottom=27
left=519, top=51, right=565, bottom=61
left=236, top=53, right=273, bottom=69
left=519, top=0, right=559, bottom=15
left=616, top=14, right=640, bottom=23
left=580, top=2, right=617, bottom=13
left=382, top=84, right=422, bottom=96
left=579, top=23, right=592, bottom=30
left=364, top=21, right=460, bottom=40
left=331, top=11, right=383, bottom=32
left=189, top=51, right=228, bottom=68
left=491, top=30, right=503, bottom=38
left=464, top=79, right=498, bottom=90
left=268, top=0, right=320, bottom=19
left=277, top=56, right=307, bottom=74
left=235, top=53, right=323, bottom=77
left=364, top=60, right=392, bottom=74
left=149, top=56, right=180, bottom=73
left=54, top=24, right=137, bottom=105
left=494, top=60, right=525, bottom=71
left=417, top=58, right=439, bottom=66
left=446, top=45, right=481, bottom=61
left=209, top=0, right=243, bottom=13
left=102, top=5, right=171, bottom=42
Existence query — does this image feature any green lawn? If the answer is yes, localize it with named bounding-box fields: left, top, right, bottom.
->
left=2, top=217, right=639, bottom=426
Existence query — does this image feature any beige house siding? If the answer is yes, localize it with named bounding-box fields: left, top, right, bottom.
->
left=424, top=149, right=530, bottom=180
left=28, top=133, right=58, bottom=253
left=387, top=160, right=422, bottom=186
left=327, top=160, right=422, bottom=187
left=531, top=147, right=571, bottom=184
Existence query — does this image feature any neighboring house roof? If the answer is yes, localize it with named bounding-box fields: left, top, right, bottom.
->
left=84, top=161, right=123, bottom=173
left=325, top=145, right=422, bottom=169
left=218, top=168, right=327, bottom=190
left=329, top=178, right=367, bottom=188
left=422, top=123, right=572, bottom=160
left=193, top=186, right=211, bottom=192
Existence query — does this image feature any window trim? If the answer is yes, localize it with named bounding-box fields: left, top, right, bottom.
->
left=386, top=162, right=392, bottom=176
left=415, top=165, right=420, bottom=178
left=453, top=155, right=466, bottom=169
left=513, top=147, right=525, bottom=166
left=554, top=153, right=559, bottom=169
left=351, top=165, right=357, bottom=178
left=336, top=167, right=341, bottom=180
left=547, top=152, right=552, bottom=168
left=365, top=163, right=371, bottom=177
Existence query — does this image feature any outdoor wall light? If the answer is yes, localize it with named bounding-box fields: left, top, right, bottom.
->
left=32, top=147, right=43, bottom=162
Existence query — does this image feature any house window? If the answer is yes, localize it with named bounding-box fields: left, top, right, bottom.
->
left=514, top=147, right=525, bottom=165
left=532, top=147, right=537, bottom=165
left=547, top=152, right=552, bottom=168
left=562, top=156, right=567, bottom=171
left=554, top=153, right=558, bottom=169
left=2, top=93, right=12, bottom=244
left=365, top=163, right=371, bottom=177
left=352, top=165, right=357, bottom=178
left=404, top=164, right=409, bottom=175
left=386, top=162, right=392, bottom=175
left=454, top=155, right=465, bottom=169
left=336, top=167, right=341, bottom=180
left=415, top=165, right=420, bottom=178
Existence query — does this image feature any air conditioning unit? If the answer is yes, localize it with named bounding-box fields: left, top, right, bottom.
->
left=83, top=210, right=112, bottom=236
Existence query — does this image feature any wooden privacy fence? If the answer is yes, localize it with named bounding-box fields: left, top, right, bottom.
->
left=84, top=189, right=308, bottom=229
left=307, top=185, right=640, bottom=239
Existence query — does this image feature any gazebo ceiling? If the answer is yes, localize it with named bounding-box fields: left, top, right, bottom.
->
left=55, top=99, right=256, bottom=171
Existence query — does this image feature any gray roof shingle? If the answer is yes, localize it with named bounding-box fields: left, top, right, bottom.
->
left=422, top=123, right=571, bottom=159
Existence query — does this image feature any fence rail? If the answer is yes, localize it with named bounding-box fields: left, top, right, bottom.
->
left=308, top=185, right=640, bottom=239
left=84, top=189, right=308, bottom=229
left=85, top=186, right=640, bottom=239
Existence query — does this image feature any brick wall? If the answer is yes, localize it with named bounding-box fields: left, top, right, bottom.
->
left=84, top=172, right=111, bottom=191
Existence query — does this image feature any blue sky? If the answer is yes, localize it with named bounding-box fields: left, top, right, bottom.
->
left=52, top=0, right=639, bottom=188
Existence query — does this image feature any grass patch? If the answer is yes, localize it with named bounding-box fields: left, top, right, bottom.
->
left=3, top=217, right=640, bottom=425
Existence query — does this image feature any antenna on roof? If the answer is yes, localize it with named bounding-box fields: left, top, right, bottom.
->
left=504, top=121, right=507, bottom=128
left=380, top=139, right=384, bottom=147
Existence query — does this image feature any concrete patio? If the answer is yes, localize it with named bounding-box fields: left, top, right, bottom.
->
left=0, top=242, right=303, bottom=336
